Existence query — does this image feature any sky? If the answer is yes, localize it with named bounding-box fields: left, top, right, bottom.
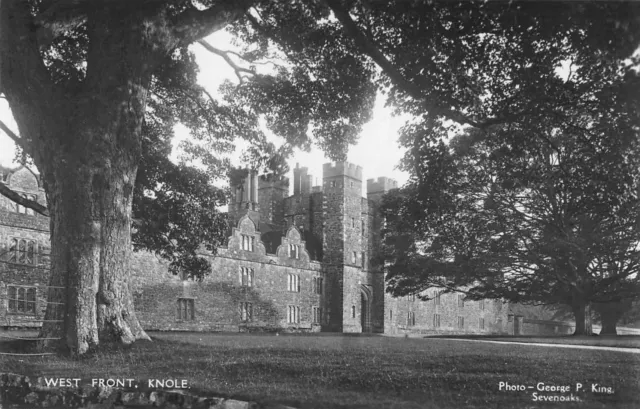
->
left=0, top=30, right=410, bottom=197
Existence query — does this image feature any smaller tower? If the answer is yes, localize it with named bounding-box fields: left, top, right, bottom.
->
left=229, top=170, right=260, bottom=226
left=292, top=163, right=313, bottom=195
left=258, top=174, right=289, bottom=226
left=366, top=176, right=398, bottom=271
left=367, top=176, right=398, bottom=334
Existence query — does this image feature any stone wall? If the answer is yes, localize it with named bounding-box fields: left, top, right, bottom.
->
left=308, top=191, right=323, bottom=261
left=521, top=319, right=575, bottom=335
left=384, top=290, right=510, bottom=335
left=0, top=373, right=296, bottom=409
left=365, top=178, right=394, bottom=335
left=0, top=167, right=51, bottom=328
left=321, top=166, right=346, bottom=331
left=130, top=216, right=323, bottom=333
left=368, top=271, right=385, bottom=333
left=341, top=265, right=363, bottom=333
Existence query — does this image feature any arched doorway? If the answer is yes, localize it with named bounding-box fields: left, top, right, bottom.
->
left=360, top=285, right=373, bottom=333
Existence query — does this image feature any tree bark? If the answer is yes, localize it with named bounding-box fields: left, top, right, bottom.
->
left=572, top=302, right=593, bottom=336
left=1, top=2, right=156, bottom=355
left=599, top=318, right=617, bottom=335
left=37, top=12, right=155, bottom=353
left=39, top=146, right=150, bottom=354
left=594, top=301, right=631, bottom=336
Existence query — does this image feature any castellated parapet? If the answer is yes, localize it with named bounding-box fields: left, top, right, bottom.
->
left=258, top=174, right=289, bottom=189
left=323, top=162, right=363, bottom=180
left=367, top=177, right=398, bottom=194
left=258, top=174, right=289, bottom=225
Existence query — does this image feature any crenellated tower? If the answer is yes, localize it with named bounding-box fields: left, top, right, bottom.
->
left=322, top=162, right=365, bottom=332
left=366, top=177, right=398, bottom=261
left=258, top=174, right=289, bottom=226
left=292, top=164, right=313, bottom=196
left=229, top=170, right=260, bottom=226
left=367, top=176, right=398, bottom=333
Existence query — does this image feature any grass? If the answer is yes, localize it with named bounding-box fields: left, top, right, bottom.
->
left=425, top=334, right=640, bottom=349
left=1, top=331, right=639, bottom=408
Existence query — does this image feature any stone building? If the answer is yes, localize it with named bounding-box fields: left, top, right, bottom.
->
left=0, top=162, right=510, bottom=335
left=0, top=166, right=51, bottom=328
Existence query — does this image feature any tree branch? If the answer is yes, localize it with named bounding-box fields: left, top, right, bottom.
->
left=1, top=0, right=58, bottom=149
left=198, top=40, right=255, bottom=83
left=34, top=0, right=170, bottom=48
left=323, top=0, right=479, bottom=125
left=34, top=0, right=90, bottom=49
left=196, top=85, right=216, bottom=105
left=173, top=0, right=255, bottom=45
left=0, top=119, right=25, bottom=149
left=0, top=183, right=49, bottom=217
left=323, top=0, right=534, bottom=130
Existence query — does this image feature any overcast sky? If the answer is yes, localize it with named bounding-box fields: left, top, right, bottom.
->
left=0, top=29, right=410, bottom=196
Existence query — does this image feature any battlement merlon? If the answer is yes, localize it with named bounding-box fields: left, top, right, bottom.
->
left=293, top=164, right=309, bottom=174
left=322, top=162, right=363, bottom=181
left=259, top=174, right=290, bottom=190
left=293, top=163, right=313, bottom=195
left=367, top=177, right=398, bottom=194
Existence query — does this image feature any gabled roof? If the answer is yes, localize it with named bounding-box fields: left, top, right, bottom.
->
left=1, top=165, right=41, bottom=188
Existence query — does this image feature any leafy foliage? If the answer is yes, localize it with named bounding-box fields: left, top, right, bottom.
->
left=369, top=1, right=640, bottom=335
left=382, top=104, right=640, bottom=313
left=2, top=1, right=639, bottom=288
left=2, top=0, right=380, bottom=280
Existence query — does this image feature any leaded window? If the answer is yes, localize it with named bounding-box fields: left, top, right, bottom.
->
left=7, top=286, right=37, bottom=315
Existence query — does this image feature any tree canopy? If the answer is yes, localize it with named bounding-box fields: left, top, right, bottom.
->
left=1, top=0, right=639, bottom=351
left=378, top=2, right=640, bottom=333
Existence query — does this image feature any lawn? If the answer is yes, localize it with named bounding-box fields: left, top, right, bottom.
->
left=1, top=331, right=639, bottom=409
left=425, top=334, right=640, bottom=349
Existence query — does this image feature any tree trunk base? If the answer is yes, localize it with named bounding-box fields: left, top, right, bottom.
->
left=599, top=323, right=617, bottom=336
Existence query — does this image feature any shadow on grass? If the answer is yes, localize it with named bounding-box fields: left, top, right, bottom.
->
left=1, top=331, right=639, bottom=409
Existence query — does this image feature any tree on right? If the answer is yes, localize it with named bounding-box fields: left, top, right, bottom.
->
left=381, top=72, right=640, bottom=336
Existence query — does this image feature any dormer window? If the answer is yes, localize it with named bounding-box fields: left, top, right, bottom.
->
left=352, top=251, right=357, bottom=264
left=241, top=235, right=255, bottom=252
left=289, top=244, right=299, bottom=259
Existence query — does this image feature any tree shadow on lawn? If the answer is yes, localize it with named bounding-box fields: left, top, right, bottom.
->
left=3, top=333, right=639, bottom=409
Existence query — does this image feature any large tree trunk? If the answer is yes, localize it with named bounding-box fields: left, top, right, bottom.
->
left=39, top=145, right=150, bottom=354
left=594, top=300, right=631, bottom=336
left=0, top=4, right=157, bottom=355
left=599, top=318, right=617, bottom=335
left=37, top=74, right=153, bottom=355
left=2, top=0, right=247, bottom=356
left=572, top=302, right=593, bottom=336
